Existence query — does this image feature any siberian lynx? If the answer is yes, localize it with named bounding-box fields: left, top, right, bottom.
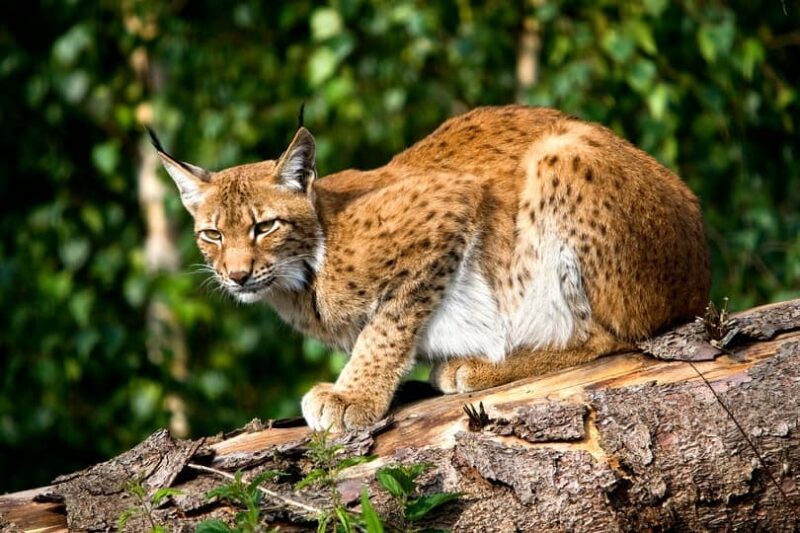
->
left=152, top=105, right=709, bottom=432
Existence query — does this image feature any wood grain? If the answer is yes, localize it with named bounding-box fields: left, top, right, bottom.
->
left=2, top=299, right=798, bottom=532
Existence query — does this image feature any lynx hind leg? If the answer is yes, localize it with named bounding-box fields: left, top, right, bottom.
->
left=431, top=324, right=630, bottom=393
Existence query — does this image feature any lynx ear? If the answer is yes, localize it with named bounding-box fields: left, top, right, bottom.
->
left=147, top=128, right=212, bottom=215
left=275, top=127, right=316, bottom=193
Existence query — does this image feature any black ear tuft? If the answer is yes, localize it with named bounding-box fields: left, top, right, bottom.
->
left=145, top=127, right=165, bottom=152
left=297, top=103, right=305, bottom=129
left=146, top=127, right=211, bottom=181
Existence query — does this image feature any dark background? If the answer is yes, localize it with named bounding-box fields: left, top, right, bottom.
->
left=1, top=0, right=798, bottom=492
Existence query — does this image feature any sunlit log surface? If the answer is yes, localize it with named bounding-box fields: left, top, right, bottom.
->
left=2, top=300, right=798, bottom=532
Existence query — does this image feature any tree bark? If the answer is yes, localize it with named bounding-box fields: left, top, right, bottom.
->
left=2, top=300, right=799, bottom=532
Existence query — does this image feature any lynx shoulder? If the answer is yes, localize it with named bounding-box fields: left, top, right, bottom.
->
left=153, top=105, right=710, bottom=432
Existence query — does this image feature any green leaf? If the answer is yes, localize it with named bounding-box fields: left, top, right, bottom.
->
left=601, top=30, right=635, bottom=64
left=335, top=505, right=354, bottom=533
left=696, top=19, right=734, bottom=63
left=401, top=463, right=432, bottom=481
left=642, top=0, right=668, bottom=16
left=296, top=468, right=327, bottom=490
left=60, top=70, right=90, bottom=103
left=80, top=206, right=103, bottom=234
left=375, top=468, right=410, bottom=498
left=376, top=470, right=404, bottom=498
left=302, top=338, right=328, bottom=363
left=628, top=20, right=657, bottom=55
left=739, top=38, right=765, bottom=80
left=406, top=492, right=461, bottom=522
left=130, top=380, right=163, bottom=420
left=69, top=290, right=94, bottom=327
left=247, top=470, right=284, bottom=491
left=59, top=238, right=90, bottom=272
left=328, top=351, right=349, bottom=374
left=206, top=483, right=240, bottom=501
left=646, top=84, right=670, bottom=120
left=250, top=489, right=263, bottom=509
left=238, top=502, right=262, bottom=530
left=151, top=487, right=183, bottom=506
left=308, top=47, right=339, bottom=87
left=375, top=463, right=429, bottom=497
left=317, top=512, right=331, bottom=533
left=91, top=141, right=120, bottom=175
left=195, top=519, right=234, bottom=533
left=360, top=488, right=384, bottom=533
left=116, top=507, right=140, bottom=532
left=206, top=487, right=234, bottom=501
left=336, top=455, right=378, bottom=472
left=627, top=59, right=656, bottom=93
left=52, top=23, right=92, bottom=66
left=696, top=25, right=716, bottom=63
left=311, top=8, right=343, bottom=41
left=125, top=480, right=147, bottom=499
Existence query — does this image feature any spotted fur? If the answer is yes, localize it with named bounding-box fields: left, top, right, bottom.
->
left=155, top=105, right=710, bottom=431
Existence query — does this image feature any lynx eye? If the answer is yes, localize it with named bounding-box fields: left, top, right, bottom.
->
left=254, top=220, right=280, bottom=236
left=199, top=229, right=222, bottom=243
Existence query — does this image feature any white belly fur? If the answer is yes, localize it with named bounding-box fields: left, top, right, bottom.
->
left=418, top=230, right=590, bottom=362
left=418, top=259, right=507, bottom=362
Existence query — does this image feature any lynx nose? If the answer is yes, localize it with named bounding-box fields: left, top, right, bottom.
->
left=229, top=270, right=251, bottom=286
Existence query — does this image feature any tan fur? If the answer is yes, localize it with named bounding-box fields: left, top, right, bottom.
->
left=155, top=105, right=710, bottom=431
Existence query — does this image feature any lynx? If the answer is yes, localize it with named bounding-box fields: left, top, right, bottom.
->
left=152, top=105, right=710, bottom=432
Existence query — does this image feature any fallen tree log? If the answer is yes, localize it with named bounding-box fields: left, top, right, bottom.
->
left=2, top=299, right=799, bottom=532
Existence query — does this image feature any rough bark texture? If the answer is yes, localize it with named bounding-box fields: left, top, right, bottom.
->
left=2, top=300, right=799, bottom=532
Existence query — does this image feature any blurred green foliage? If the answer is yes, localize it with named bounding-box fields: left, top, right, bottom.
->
left=1, top=0, right=798, bottom=491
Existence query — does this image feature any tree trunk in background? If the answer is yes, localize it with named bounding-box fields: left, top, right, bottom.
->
left=516, top=4, right=541, bottom=102
left=2, top=300, right=799, bottom=532
left=137, top=132, right=190, bottom=439
left=132, top=38, right=190, bottom=439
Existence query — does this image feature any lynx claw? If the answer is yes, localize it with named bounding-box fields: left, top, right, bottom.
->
left=301, top=383, right=381, bottom=432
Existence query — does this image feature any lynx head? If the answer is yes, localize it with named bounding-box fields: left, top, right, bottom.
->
left=151, top=126, right=324, bottom=303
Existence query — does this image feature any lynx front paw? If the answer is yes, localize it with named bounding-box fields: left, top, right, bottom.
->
left=301, top=383, right=382, bottom=432
left=431, top=359, right=501, bottom=394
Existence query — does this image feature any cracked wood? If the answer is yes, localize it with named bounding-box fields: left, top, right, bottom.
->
left=1, top=299, right=798, bottom=532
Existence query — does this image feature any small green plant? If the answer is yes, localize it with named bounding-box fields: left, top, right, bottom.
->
left=375, top=463, right=459, bottom=532
left=195, top=470, right=283, bottom=533
left=297, top=431, right=460, bottom=532
left=297, top=430, right=378, bottom=532
left=117, top=478, right=182, bottom=533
